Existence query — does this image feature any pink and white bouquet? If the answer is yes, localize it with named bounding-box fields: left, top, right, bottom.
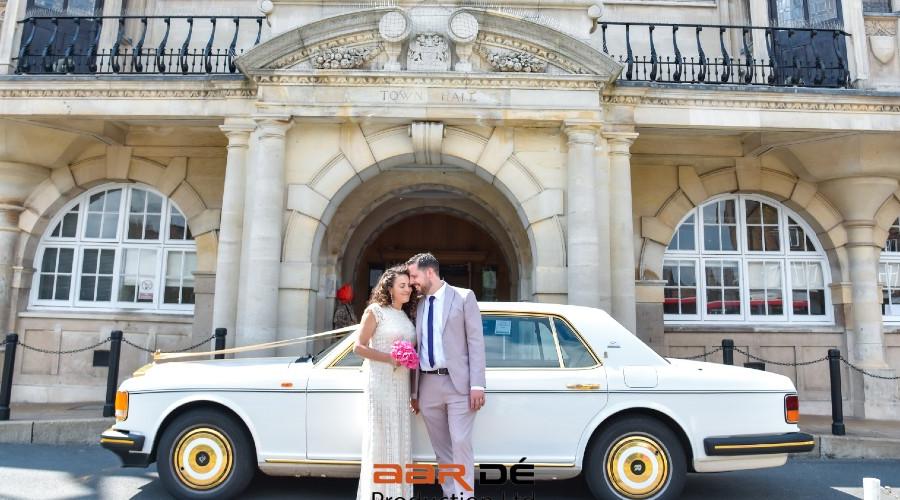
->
left=390, top=340, right=419, bottom=369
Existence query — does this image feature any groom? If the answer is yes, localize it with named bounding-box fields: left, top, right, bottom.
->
left=407, top=253, right=486, bottom=497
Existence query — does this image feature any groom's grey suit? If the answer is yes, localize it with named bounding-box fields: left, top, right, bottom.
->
left=411, top=283, right=486, bottom=496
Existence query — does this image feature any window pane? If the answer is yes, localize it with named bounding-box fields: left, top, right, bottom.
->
left=482, top=315, right=559, bottom=368
left=130, top=190, right=146, bottom=213
left=721, top=226, right=737, bottom=251
left=119, top=248, right=158, bottom=304
left=41, top=248, right=57, bottom=271
left=101, top=213, right=118, bottom=239
left=38, top=274, right=55, bottom=300
left=96, top=276, right=113, bottom=301
left=704, top=225, right=720, bottom=251
left=84, top=213, right=101, bottom=238
left=98, top=249, right=115, bottom=274
left=128, top=214, right=143, bottom=239
left=82, top=249, right=98, bottom=273
left=104, top=189, right=122, bottom=211
left=747, top=226, right=763, bottom=251
left=147, top=193, right=163, bottom=214
left=61, top=210, right=78, bottom=238
left=55, top=275, right=71, bottom=299
left=58, top=248, right=74, bottom=273
left=554, top=318, right=595, bottom=368
left=79, top=275, right=95, bottom=301
left=749, top=262, right=783, bottom=316
left=88, top=192, right=105, bottom=211
left=705, top=260, right=741, bottom=316
left=668, top=214, right=695, bottom=251
left=682, top=288, right=697, bottom=314
left=145, top=215, right=161, bottom=240
left=885, top=219, right=900, bottom=253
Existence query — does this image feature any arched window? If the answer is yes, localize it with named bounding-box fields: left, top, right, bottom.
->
left=30, top=184, right=196, bottom=313
left=879, top=218, right=900, bottom=321
left=663, top=194, right=832, bottom=324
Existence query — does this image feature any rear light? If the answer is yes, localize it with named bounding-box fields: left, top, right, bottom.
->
left=785, top=394, right=800, bottom=424
left=115, top=391, right=128, bottom=421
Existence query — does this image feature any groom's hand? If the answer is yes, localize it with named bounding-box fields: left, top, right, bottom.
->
left=470, top=389, right=485, bottom=411
left=410, top=399, right=420, bottom=414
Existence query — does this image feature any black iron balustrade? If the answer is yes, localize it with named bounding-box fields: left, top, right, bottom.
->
left=15, top=15, right=264, bottom=75
left=594, top=22, right=851, bottom=88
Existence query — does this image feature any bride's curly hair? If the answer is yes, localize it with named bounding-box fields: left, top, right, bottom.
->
left=368, top=265, right=419, bottom=320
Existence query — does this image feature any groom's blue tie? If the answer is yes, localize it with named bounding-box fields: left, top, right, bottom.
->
left=427, top=296, right=436, bottom=369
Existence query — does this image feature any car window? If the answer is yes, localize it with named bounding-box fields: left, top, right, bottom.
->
left=553, top=318, right=598, bottom=368
left=331, top=346, right=364, bottom=367
left=482, top=314, right=560, bottom=368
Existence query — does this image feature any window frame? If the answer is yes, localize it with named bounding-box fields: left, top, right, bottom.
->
left=880, top=218, right=900, bottom=323
left=29, top=183, right=196, bottom=315
left=323, top=312, right=601, bottom=370
left=664, top=194, right=833, bottom=325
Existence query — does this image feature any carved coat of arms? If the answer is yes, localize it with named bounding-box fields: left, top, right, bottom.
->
left=407, top=33, right=450, bottom=71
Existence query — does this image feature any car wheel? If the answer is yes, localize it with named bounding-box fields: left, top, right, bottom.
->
left=156, top=408, right=256, bottom=499
left=584, top=416, right=687, bottom=500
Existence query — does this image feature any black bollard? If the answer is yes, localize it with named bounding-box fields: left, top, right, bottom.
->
left=722, top=339, right=734, bottom=366
left=102, top=331, right=123, bottom=418
left=0, top=333, right=19, bottom=421
left=214, top=328, right=227, bottom=360
left=828, top=348, right=845, bottom=436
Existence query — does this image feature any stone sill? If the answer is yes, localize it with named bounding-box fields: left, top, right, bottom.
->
left=615, top=80, right=900, bottom=98
left=665, top=324, right=846, bottom=335
left=19, top=310, right=194, bottom=323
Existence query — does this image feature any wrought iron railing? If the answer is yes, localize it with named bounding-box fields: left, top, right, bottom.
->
left=595, top=22, right=852, bottom=88
left=15, top=15, right=264, bottom=75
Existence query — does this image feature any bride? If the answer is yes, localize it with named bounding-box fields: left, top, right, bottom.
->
left=353, top=265, right=419, bottom=500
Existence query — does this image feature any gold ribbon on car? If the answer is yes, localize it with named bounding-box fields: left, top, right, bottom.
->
left=152, top=326, right=358, bottom=362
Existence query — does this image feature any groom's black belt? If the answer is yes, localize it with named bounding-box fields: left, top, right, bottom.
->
left=421, top=368, right=450, bottom=375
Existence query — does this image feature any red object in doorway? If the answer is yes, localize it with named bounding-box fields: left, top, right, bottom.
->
left=336, top=283, right=354, bottom=304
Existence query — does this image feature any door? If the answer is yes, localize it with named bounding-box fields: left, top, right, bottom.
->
left=306, top=344, right=367, bottom=460
left=767, top=0, right=848, bottom=86
left=23, top=0, right=104, bottom=74
left=473, top=313, right=607, bottom=465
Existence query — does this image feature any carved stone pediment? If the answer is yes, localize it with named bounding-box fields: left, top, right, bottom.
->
left=235, top=7, right=622, bottom=88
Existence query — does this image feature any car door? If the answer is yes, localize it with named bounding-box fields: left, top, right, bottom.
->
left=474, top=313, right=608, bottom=465
left=305, top=342, right=367, bottom=461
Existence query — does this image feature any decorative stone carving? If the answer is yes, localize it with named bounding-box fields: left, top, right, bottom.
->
left=409, top=122, right=444, bottom=165
left=407, top=33, right=450, bottom=72
left=865, top=19, right=897, bottom=65
left=379, top=10, right=411, bottom=71
left=448, top=11, right=479, bottom=72
left=311, top=46, right=380, bottom=70
left=480, top=48, right=547, bottom=73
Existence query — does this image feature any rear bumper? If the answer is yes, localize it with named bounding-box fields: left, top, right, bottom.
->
left=704, top=432, right=816, bottom=456
left=100, top=427, right=152, bottom=467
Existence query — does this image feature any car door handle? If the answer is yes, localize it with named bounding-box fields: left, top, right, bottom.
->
left=566, top=383, right=600, bottom=390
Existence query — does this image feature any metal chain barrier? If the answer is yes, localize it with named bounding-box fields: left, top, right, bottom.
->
left=18, top=336, right=111, bottom=355
left=121, top=334, right=216, bottom=354
left=676, top=346, right=723, bottom=360
left=840, top=356, right=900, bottom=380
left=731, top=346, right=830, bottom=367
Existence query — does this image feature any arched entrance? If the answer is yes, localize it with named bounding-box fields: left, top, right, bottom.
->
left=351, top=212, right=513, bottom=315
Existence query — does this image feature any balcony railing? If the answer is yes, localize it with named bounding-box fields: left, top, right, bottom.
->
left=596, top=22, right=852, bottom=88
left=13, top=15, right=853, bottom=89
left=15, top=15, right=264, bottom=75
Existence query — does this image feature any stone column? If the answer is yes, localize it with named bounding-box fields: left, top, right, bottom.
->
left=236, top=117, right=292, bottom=356
left=213, top=119, right=254, bottom=349
left=845, top=220, right=889, bottom=368
left=0, top=204, right=21, bottom=333
left=0, top=0, right=24, bottom=74
left=606, top=130, right=639, bottom=333
left=564, top=123, right=603, bottom=308
left=820, top=176, right=899, bottom=419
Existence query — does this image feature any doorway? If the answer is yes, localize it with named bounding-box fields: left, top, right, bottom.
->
left=353, top=213, right=512, bottom=316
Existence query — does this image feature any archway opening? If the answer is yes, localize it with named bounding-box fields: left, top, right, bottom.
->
left=351, top=212, right=513, bottom=316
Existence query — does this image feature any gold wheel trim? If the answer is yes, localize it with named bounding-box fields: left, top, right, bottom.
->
left=605, top=435, right=669, bottom=499
left=173, top=427, right=234, bottom=491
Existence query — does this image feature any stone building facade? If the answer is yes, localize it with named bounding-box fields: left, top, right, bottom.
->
left=0, top=0, right=898, bottom=420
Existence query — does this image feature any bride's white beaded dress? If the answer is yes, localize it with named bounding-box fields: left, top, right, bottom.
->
left=356, top=303, right=417, bottom=500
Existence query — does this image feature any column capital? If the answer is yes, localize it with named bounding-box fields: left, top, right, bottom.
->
left=603, top=131, right=639, bottom=155
left=220, top=118, right=256, bottom=148
left=563, top=121, right=600, bottom=146
left=254, top=116, right=293, bottom=139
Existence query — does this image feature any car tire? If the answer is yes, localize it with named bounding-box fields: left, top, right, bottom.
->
left=584, top=415, right=687, bottom=500
left=156, top=408, right=256, bottom=500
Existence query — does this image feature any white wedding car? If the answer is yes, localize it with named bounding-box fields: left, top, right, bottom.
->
left=101, top=302, right=814, bottom=500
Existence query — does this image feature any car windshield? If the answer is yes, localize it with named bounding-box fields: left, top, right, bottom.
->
left=311, top=329, right=354, bottom=364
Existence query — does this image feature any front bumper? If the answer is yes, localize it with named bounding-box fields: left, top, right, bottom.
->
left=704, top=432, right=816, bottom=456
left=100, top=427, right=152, bottom=467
